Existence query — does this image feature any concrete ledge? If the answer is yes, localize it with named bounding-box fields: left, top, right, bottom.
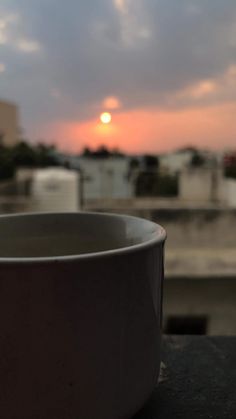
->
left=165, top=248, right=236, bottom=278
left=87, top=206, right=236, bottom=277
left=134, top=336, right=236, bottom=419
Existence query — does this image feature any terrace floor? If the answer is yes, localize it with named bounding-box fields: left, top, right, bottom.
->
left=135, top=336, right=236, bottom=419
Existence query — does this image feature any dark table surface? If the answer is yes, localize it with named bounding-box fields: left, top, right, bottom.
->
left=134, top=336, right=236, bottom=419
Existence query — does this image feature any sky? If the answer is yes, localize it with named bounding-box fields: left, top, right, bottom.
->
left=0, top=0, right=236, bottom=154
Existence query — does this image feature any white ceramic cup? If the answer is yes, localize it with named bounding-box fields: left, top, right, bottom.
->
left=0, top=211, right=166, bottom=419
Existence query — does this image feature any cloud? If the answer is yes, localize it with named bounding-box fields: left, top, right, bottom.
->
left=114, top=0, right=127, bottom=14
left=175, top=80, right=218, bottom=101
left=102, top=96, right=122, bottom=110
left=188, top=81, right=217, bottom=99
left=229, top=20, right=236, bottom=46
left=185, top=3, right=202, bottom=17
left=0, top=8, right=41, bottom=52
left=0, top=12, right=19, bottom=45
left=15, top=38, right=41, bottom=53
left=50, top=88, right=62, bottom=99
left=0, top=63, right=6, bottom=72
left=113, top=0, right=152, bottom=47
left=0, top=0, right=236, bottom=142
left=169, top=63, right=236, bottom=108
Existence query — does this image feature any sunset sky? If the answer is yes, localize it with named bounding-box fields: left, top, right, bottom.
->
left=0, top=0, right=236, bottom=154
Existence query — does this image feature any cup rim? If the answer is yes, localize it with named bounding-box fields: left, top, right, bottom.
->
left=0, top=211, right=166, bottom=264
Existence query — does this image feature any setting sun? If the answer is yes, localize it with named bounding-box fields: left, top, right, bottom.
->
left=100, top=112, right=112, bottom=124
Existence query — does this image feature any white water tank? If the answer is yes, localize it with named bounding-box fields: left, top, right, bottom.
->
left=31, top=168, right=79, bottom=212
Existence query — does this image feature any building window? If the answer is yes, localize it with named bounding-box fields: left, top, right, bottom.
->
left=164, top=315, right=207, bottom=335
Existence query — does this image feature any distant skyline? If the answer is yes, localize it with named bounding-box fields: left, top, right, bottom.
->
left=0, top=0, right=236, bottom=153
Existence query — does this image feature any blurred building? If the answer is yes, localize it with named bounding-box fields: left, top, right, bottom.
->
left=179, top=166, right=236, bottom=208
left=179, top=167, right=225, bottom=204
left=0, top=99, right=19, bottom=147
left=159, top=149, right=194, bottom=175
left=0, top=149, right=235, bottom=335
left=78, top=156, right=133, bottom=201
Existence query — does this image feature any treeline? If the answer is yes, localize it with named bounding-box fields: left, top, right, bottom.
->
left=0, top=142, right=59, bottom=181
left=82, top=145, right=124, bottom=158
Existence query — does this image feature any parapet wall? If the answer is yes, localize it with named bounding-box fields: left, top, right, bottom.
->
left=90, top=206, right=236, bottom=248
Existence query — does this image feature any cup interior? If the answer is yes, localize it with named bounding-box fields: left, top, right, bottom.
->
left=0, top=212, right=164, bottom=259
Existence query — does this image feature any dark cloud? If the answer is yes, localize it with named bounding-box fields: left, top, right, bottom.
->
left=0, top=0, right=236, bottom=135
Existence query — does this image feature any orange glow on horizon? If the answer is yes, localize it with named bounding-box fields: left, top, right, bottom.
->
left=38, top=102, right=236, bottom=153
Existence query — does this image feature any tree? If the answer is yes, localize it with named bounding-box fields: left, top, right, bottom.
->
left=82, top=146, right=92, bottom=157
left=0, top=146, right=15, bottom=180
left=35, top=144, right=59, bottom=167
left=111, top=147, right=124, bottom=157
left=94, top=145, right=110, bottom=158
left=0, top=141, right=61, bottom=183
left=12, top=141, right=37, bottom=167
left=135, top=155, right=159, bottom=196
left=81, top=145, right=125, bottom=158
left=190, top=152, right=205, bottom=167
left=143, top=155, right=159, bottom=170
left=127, top=158, right=140, bottom=180
left=156, top=174, right=178, bottom=197
left=129, top=158, right=140, bottom=169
